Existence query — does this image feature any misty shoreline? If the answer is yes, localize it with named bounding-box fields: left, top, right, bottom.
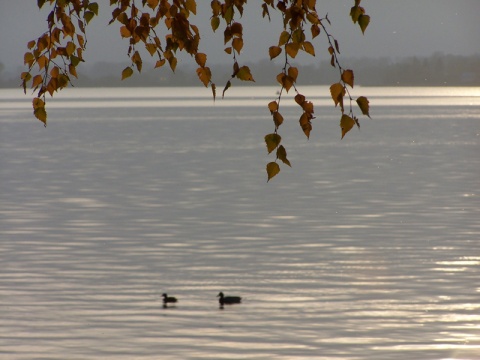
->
left=1, top=53, right=479, bottom=88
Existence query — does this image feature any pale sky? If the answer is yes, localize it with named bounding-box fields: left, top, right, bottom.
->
left=1, top=1, right=479, bottom=73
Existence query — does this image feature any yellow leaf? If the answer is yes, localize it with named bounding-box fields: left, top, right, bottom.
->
left=185, top=0, right=196, bottom=14
left=58, top=74, right=69, bottom=88
left=276, top=145, right=291, bottom=167
left=236, top=66, right=255, bottom=82
left=168, top=57, right=177, bottom=72
left=330, top=82, right=345, bottom=110
left=24, top=52, right=34, bottom=66
left=283, top=77, right=294, bottom=92
left=306, top=12, right=319, bottom=25
left=69, top=64, right=78, bottom=78
left=31, top=75, right=43, bottom=89
left=131, top=51, right=142, bottom=72
left=37, top=55, right=48, bottom=70
left=341, top=69, right=354, bottom=88
left=46, top=77, right=57, bottom=96
left=222, top=80, right=231, bottom=98
left=147, top=0, right=159, bottom=9
left=288, top=67, right=298, bottom=82
left=266, top=162, right=280, bottom=182
left=340, top=114, right=355, bottom=139
left=350, top=5, right=365, bottom=23
left=302, top=41, right=315, bottom=56
left=299, top=112, right=312, bottom=139
left=32, top=97, right=45, bottom=109
left=232, top=38, right=243, bottom=53
left=285, top=42, right=299, bottom=58
left=356, top=96, right=371, bottom=118
left=21, top=72, right=32, bottom=81
left=84, top=11, right=95, bottom=24
left=291, top=29, right=304, bottom=44
left=65, top=41, right=76, bottom=57
left=77, top=34, right=85, bottom=48
left=211, top=16, right=220, bottom=32
left=276, top=72, right=293, bottom=92
left=211, top=83, right=216, bottom=101
left=311, top=24, right=320, bottom=39
left=34, top=107, right=47, bottom=125
left=32, top=97, right=47, bottom=124
left=121, top=67, right=134, bottom=80
left=145, top=43, right=157, bottom=56
left=27, top=40, right=36, bottom=49
left=278, top=31, right=290, bottom=46
left=358, top=14, right=370, bottom=34
left=264, top=133, right=281, bottom=154
left=224, top=5, right=234, bottom=23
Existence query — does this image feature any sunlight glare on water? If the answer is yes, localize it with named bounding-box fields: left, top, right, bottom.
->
left=0, top=86, right=479, bottom=359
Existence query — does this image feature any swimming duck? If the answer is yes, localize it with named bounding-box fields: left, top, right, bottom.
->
left=162, top=293, right=178, bottom=306
left=217, top=292, right=242, bottom=306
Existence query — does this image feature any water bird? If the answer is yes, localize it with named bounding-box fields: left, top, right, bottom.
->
left=162, top=293, right=178, bottom=307
left=217, top=292, right=242, bottom=306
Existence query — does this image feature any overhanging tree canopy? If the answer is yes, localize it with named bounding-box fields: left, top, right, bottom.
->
left=22, top=0, right=371, bottom=181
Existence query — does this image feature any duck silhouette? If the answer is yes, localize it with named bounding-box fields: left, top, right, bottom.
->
left=162, top=293, right=178, bottom=307
left=217, top=292, right=242, bottom=306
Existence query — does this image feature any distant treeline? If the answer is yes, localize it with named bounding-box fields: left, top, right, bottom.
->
left=1, top=53, right=478, bottom=88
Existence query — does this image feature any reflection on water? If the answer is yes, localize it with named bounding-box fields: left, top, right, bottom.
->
left=0, top=87, right=479, bottom=359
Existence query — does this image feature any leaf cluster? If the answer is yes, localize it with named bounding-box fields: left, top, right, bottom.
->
left=23, top=0, right=372, bottom=181
left=262, top=0, right=371, bottom=181
left=23, top=0, right=98, bottom=124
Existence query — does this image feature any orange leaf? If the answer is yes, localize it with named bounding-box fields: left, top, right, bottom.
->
left=329, top=82, right=345, bottom=110
left=356, top=96, right=371, bottom=118
left=196, top=67, right=211, bottom=87
left=341, top=69, right=354, bottom=88
left=294, top=94, right=305, bottom=105
left=121, top=67, right=133, bottom=80
left=340, top=114, right=355, bottom=139
left=145, top=43, right=157, bottom=56
left=268, top=100, right=278, bottom=113
left=299, top=112, right=312, bottom=139
left=120, top=26, right=131, bottom=38
left=276, top=145, right=291, bottom=167
left=195, top=53, right=207, bottom=67
left=31, top=75, right=43, bottom=89
left=154, top=59, right=165, bottom=68
left=269, top=46, right=282, bottom=60
left=273, top=111, right=284, bottom=128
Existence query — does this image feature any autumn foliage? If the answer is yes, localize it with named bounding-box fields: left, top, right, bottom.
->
left=22, top=0, right=371, bottom=181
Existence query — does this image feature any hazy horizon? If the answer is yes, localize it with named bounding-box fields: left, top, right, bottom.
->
left=1, top=1, right=479, bottom=74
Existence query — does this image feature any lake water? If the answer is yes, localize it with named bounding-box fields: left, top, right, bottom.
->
left=1, top=86, right=479, bottom=359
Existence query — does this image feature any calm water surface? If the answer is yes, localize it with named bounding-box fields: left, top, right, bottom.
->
left=1, top=86, right=479, bottom=359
